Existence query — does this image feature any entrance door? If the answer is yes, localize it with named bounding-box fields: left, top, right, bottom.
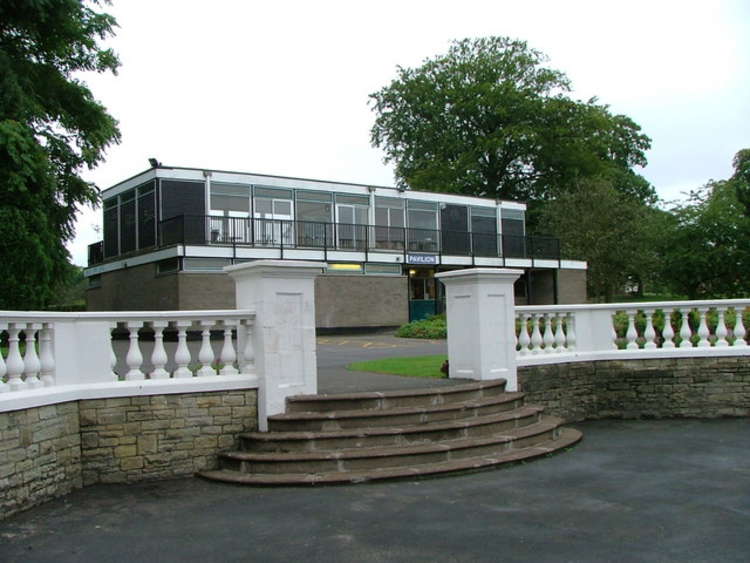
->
left=254, top=198, right=294, bottom=246
left=408, top=269, right=439, bottom=321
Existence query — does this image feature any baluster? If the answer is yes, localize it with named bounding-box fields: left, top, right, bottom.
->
left=661, top=309, right=675, bottom=349
left=219, top=320, right=239, bottom=375
left=197, top=320, right=216, bottom=376
left=542, top=313, right=555, bottom=353
left=0, top=323, right=8, bottom=392
left=554, top=313, right=566, bottom=352
left=23, top=323, right=42, bottom=388
left=240, top=318, right=256, bottom=375
left=530, top=314, right=543, bottom=354
left=173, top=320, right=193, bottom=378
left=715, top=308, right=729, bottom=347
left=697, top=308, right=710, bottom=347
left=517, top=314, right=531, bottom=356
left=565, top=313, right=576, bottom=351
left=149, top=321, right=169, bottom=379
left=679, top=309, right=693, bottom=348
left=125, top=321, right=145, bottom=380
left=6, top=324, right=26, bottom=391
left=625, top=310, right=639, bottom=350
left=643, top=311, right=657, bottom=350
left=39, top=323, right=55, bottom=386
left=110, top=322, right=119, bottom=380
left=732, top=307, right=747, bottom=347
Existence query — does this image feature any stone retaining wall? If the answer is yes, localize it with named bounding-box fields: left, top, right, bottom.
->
left=0, top=389, right=258, bottom=519
left=519, top=356, right=750, bottom=422
left=0, top=403, right=82, bottom=519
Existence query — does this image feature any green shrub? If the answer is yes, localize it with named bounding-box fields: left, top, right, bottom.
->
left=395, top=314, right=447, bottom=339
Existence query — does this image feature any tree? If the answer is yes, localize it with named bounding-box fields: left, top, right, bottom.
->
left=660, top=177, right=750, bottom=299
left=370, top=37, right=653, bottom=206
left=732, top=149, right=750, bottom=217
left=540, top=177, right=657, bottom=301
left=0, top=0, right=120, bottom=309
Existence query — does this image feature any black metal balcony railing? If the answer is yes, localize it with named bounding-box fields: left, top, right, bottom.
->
left=87, top=215, right=561, bottom=266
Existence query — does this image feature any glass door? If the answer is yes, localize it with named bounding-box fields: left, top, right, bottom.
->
left=336, top=204, right=367, bottom=250
left=254, top=198, right=294, bottom=246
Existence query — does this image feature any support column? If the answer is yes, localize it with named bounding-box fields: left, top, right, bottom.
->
left=226, top=260, right=326, bottom=430
left=435, top=268, right=522, bottom=391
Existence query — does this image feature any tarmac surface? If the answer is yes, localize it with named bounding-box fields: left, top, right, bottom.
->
left=3, top=333, right=749, bottom=562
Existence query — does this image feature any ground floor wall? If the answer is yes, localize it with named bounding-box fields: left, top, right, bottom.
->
left=0, top=389, right=258, bottom=519
left=87, top=264, right=586, bottom=327
left=519, top=356, right=750, bottom=422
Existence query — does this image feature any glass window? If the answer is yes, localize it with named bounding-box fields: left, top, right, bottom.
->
left=182, top=257, right=231, bottom=271
left=335, top=193, right=370, bottom=206
left=156, top=257, right=180, bottom=275
left=254, top=186, right=293, bottom=199
left=210, top=182, right=249, bottom=214
left=327, top=263, right=363, bottom=274
left=119, top=192, right=136, bottom=253
left=297, top=190, right=332, bottom=202
left=365, top=263, right=401, bottom=275
left=297, top=200, right=331, bottom=223
left=137, top=186, right=156, bottom=249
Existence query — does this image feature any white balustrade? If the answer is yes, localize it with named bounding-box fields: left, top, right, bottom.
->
left=515, top=299, right=750, bottom=365
left=23, top=323, right=43, bottom=389
left=542, top=314, right=555, bottom=354
left=0, top=310, right=257, bottom=396
left=197, top=321, right=216, bottom=377
left=219, top=320, right=239, bottom=375
left=0, top=322, right=7, bottom=393
left=149, top=321, right=170, bottom=379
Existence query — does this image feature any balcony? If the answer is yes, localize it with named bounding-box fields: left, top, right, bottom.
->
left=87, top=215, right=560, bottom=266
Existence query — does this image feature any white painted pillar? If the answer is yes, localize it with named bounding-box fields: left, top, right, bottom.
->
left=226, top=260, right=326, bottom=431
left=435, top=268, right=523, bottom=391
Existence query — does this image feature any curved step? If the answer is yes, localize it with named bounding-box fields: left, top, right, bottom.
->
left=268, top=393, right=526, bottom=432
left=242, top=407, right=545, bottom=453
left=199, top=427, right=582, bottom=485
left=285, top=379, right=507, bottom=413
left=220, top=417, right=562, bottom=474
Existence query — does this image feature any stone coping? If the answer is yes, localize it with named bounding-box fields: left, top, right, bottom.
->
left=0, top=375, right=259, bottom=414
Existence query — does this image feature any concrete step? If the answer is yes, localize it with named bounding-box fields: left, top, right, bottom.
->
left=219, top=417, right=562, bottom=474
left=240, top=407, right=545, bottom=453
left=285, top=379, right=507, bottom=413
left=268, top=392, right=526, bottom=432
left=199, top=427, right=582, bottom=485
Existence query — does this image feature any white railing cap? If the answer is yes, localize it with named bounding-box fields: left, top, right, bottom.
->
left=0, top=309, right=256, bottom=322
left=517, top=298, right=750, bottom=314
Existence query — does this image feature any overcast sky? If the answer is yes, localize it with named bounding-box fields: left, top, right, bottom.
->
left=70, top=0, right=750, bottom=265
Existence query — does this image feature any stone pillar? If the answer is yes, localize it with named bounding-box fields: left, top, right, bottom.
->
left=435, top=268, right=523, bottom=390
left=226, top=260, right=326, bottom=431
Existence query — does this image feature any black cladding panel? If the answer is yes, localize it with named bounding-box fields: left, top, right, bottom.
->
left=160, top=180, right=206, bottom=219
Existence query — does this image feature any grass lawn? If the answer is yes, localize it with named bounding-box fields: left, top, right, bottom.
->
left=347, top=355, right=448, bottom=379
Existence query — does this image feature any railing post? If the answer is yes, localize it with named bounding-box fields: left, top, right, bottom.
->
left=226, top=260, right=326, bottom=431
left=435, top=268, right=523, bottom=391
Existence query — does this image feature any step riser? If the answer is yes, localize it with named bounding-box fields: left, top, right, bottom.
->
left=286, top=385, right=507, bottom=413
left=243, top=412, right=541, bottom=453
left=269, top=399, right=525, bottom=432
left=221, top=427, right=557, bottom=475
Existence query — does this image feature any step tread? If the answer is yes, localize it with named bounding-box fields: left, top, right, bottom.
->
left=287, top=379, right=507, bottom=404
left=222, top=417, right=562, bottom=462
left=243, top=407, right=548, bottom=442
left=199, top=427, right=582, bottom=485
left=269, top=392, right=525, bottom=422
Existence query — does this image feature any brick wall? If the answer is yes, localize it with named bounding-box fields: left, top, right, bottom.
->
left=0, top=388, right=257, bottom=519
left=519, top=356, right=750, bottom=422
left=0, top=403, right=82, bottom=518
